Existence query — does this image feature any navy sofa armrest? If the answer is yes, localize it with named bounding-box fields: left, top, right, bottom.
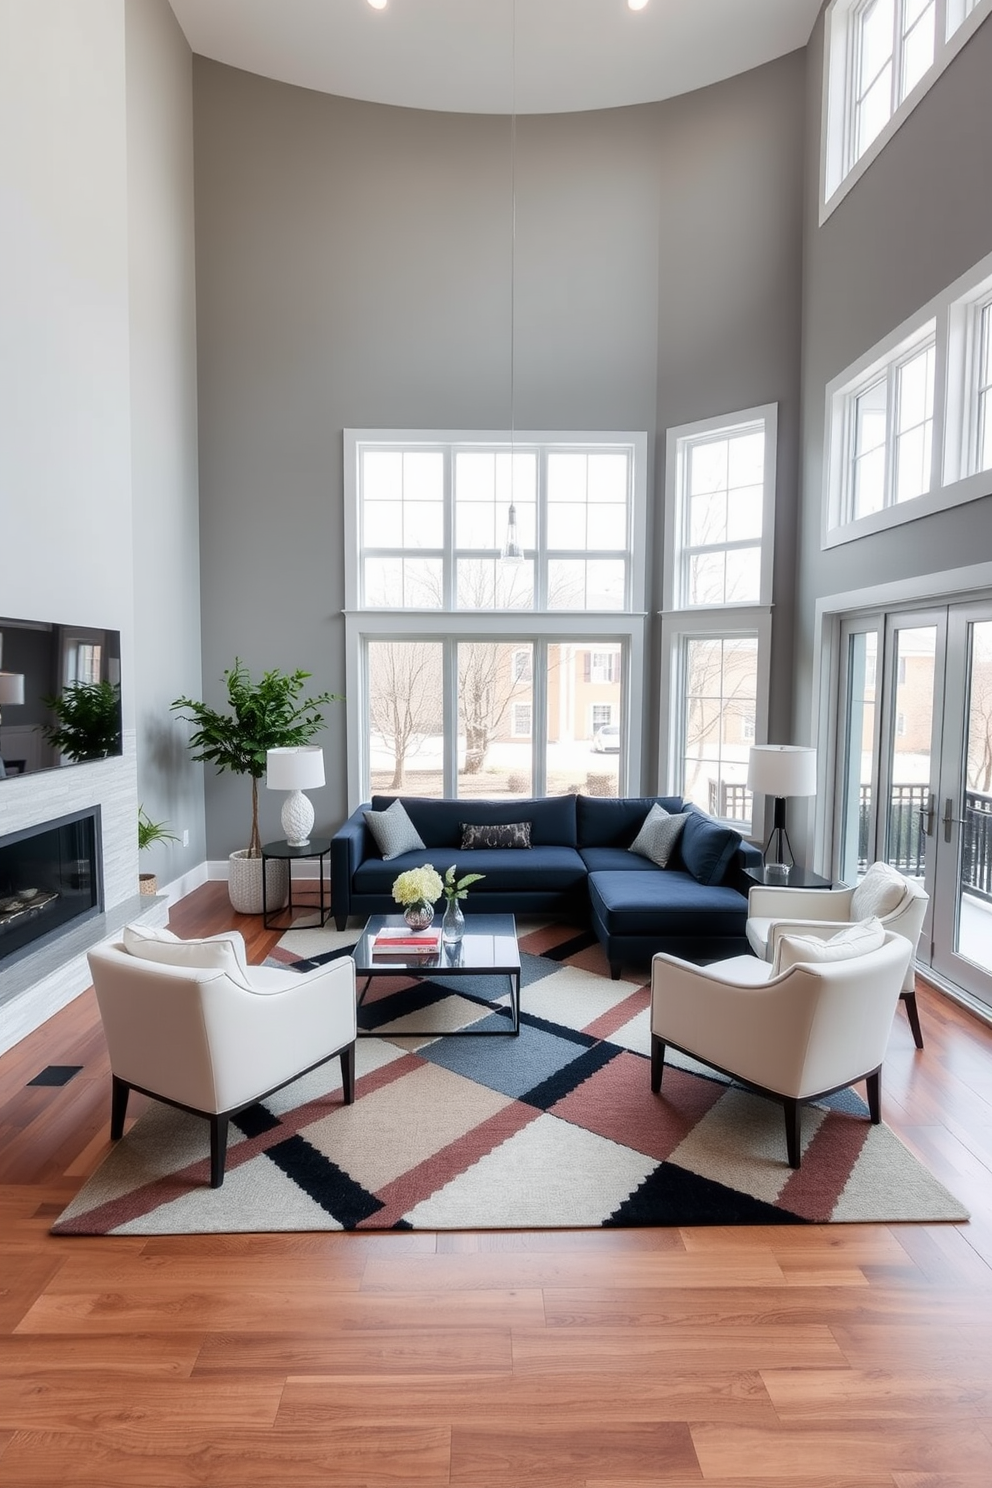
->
left=331, top=804, right=372, bottom=928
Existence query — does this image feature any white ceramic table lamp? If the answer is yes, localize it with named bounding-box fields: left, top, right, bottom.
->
left=266, top=746, right=325, bottom=848
left=747, top=744, right=817, bottom=870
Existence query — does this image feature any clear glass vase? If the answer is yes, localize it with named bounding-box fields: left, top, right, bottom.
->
left=403, top=900, right=435, bottom=931
left=441, top=896, right=465, bottom=943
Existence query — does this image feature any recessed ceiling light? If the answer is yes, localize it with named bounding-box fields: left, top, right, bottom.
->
left=367, top=0, right=387, bottom=10
left=628, top=0, right=649, bottom=10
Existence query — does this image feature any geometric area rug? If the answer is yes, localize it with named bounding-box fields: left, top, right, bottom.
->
left=52, top=921, right=969, bottom=1235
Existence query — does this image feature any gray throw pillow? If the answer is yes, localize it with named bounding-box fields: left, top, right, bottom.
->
left=629, top=803, right=689, bottom=869
left=363, top=799, right=426, bottom=860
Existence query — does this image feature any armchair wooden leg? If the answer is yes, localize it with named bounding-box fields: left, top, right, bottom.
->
left=865, top=1068, right=881, bottom=1124
left=209, top=1114, right=229, bottom=1188
left=110, top=1075, right=129, bottom=1140
left=901, top=989, right=925, bottom=1049
left=650, top=1035, right=666, bottom=1093
left=340, top=1042, right=356, bottom=1104
left=783, top=1097, right=802, bottom=1169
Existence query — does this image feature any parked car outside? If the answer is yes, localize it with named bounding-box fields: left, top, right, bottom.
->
left=592, top=723, right=620, bottom=753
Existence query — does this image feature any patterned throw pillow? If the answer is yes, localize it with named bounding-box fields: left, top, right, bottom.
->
left=460, top=821, right=532, bottom=849
left=628, top=803, right=689, bottom=869
left=850, top=860, right=907, bottom=920
left=363, top=799, right=426, bottom=860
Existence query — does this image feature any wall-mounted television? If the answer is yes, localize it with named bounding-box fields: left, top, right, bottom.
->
left=0, top=616, right=122, bottom=780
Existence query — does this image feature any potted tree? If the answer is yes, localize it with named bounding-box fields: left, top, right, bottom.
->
left=172, top=661, right=341, bottom=914
left=138, top=807, right=179, bottom=896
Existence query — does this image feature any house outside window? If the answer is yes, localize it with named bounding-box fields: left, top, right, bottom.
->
left=344, top=430, right=647, bottom=804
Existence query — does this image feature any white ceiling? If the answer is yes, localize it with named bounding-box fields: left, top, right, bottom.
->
left=166, top=0, right=823, bottom=116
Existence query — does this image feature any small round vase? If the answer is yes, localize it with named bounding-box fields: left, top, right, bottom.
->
left=441, top=897, right=465, bottom=944
left=404, top=900, right=435, bottom=931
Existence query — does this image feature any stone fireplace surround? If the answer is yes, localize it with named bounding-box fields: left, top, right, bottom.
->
left=0, top=735, right=166, bottom=1057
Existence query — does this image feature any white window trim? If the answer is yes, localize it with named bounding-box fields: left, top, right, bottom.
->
left=662, top=404, right=778, bottom=614
left=820, top=0, right=992, bottom=224
left=344, top=428, right=648, bottom=615
left=657, top=607, right=772, bottom=832
left=823, top=247, right=992, bottom=549
left=343, top=429, right=649, bottom=810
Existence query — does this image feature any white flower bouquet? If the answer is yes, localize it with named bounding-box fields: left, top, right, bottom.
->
left=391, top=865, right=443, bottom=908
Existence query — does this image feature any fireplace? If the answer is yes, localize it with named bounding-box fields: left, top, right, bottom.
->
left=0, top=807, right=103, bottom=968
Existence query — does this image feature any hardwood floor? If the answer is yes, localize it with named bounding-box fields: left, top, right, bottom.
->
left=3, top=880, right=992, bottom=1485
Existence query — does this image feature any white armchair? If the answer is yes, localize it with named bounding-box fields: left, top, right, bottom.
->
left=746, top=862, right=929, bottom=1048
left=87, top=926, right=357, bottom=1187
left=650, top=930, right=912, bottom=1167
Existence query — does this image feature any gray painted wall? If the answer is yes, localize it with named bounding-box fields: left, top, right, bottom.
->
left=126, top=0, right=205, bottom=886
left=191, top=52, right=806, bottom=857
left=798, top=13, right=992, bottom=715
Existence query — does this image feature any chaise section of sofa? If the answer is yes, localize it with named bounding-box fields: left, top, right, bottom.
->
left=329, top=792, right=762, bottom=974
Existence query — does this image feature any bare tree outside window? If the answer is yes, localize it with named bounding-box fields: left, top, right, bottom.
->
left=368, top=641, right=443, bottom=793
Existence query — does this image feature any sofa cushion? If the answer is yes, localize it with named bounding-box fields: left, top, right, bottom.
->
left=678, top=812, right=741, bottom=886
left=629, top=804, right=689, bottom=868
left=354, top=845, right=586, bottom=896
left=363, top=799, right=426, bottom=860
left=580, top=846, right=663, bottom=873
left=576, top=794, right=683, bottom=849
left=461, top=821, right=532, bottom=849
left=588, top=870, right=748, bottom=937
left=371, top=794, right=577, bottom=848
left=850, top=860, right=907, bottom=920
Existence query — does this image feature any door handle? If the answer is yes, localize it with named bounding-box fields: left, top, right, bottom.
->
left=920, top=792, right=935, bottom=837
left=943, top=797, right=968, bottom=842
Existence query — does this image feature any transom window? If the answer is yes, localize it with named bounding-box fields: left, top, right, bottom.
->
left=344, top=430, right=647, bottom=805
left=822, top=0, right=992, bottom=217
left=849, top=334, right=935, bottom=520
left=356, top=436, right=634, bottom=613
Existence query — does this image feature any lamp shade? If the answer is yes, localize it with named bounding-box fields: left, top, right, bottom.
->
left=266, top=746, right=325, bottom=792
left=747, top=744, right=817, bottom=799
left=0, top=672, right=25, bottom=706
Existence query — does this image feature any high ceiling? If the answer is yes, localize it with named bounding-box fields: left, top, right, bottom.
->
left=166, top=0, right=823, bottom=116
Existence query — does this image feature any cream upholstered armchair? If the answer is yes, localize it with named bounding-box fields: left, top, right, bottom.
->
left=87, top=925, right=357, bottom=1187
left=745, top=861, right=930, bottom=1047
left=650, top=927, right=912, bottom=1168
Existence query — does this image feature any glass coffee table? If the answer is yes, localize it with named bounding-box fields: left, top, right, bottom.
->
left=353, top=912, right=521, bottom=1036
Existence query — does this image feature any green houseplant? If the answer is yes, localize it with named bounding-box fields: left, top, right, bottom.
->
left=137, top=807, right=179, bottom=896
left=171, top=660, right=341, bottom=913
left=40, top=680, right=122, bottom=762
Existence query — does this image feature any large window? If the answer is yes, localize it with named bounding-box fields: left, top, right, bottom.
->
left=825, top=249, right=992, bottom=546
left=821, top=0, right=991, bottom=218
left=661, top=406, right=777, bottom=827
left=345, top=431, right=647, bottom=805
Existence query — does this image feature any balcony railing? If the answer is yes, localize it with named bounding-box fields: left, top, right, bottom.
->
left=859, top=784, right=992, bottom=902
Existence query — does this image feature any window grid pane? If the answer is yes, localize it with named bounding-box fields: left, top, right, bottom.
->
left=978, top=302, right=992, bottom=474
left=681, top=636, right=758, bottom=824
left=899, top=0, right=935, bottom=98
left=679, top=424, right=766, bottom=608
left=894, top=342, right=935, bottom=503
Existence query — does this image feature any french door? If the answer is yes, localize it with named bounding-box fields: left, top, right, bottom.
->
left=836, top=600, right=992, bottom=1012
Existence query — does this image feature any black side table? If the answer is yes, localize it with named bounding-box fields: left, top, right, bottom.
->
left=744, top=865, right=836, bottom=890
left=261, top=838, right=332, bottom=930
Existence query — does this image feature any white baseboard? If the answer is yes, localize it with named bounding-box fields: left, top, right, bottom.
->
left=157, top=861, right=210, bottom=906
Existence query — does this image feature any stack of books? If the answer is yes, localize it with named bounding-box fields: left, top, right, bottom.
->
left=372, top=927, right=441, bottom=958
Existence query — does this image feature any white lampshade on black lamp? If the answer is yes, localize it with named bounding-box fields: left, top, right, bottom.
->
left=0, top=671, right=25, bottom=760
left=747, top=745, right=818, bottom=869
left=266, top=746, right=325, bottom=848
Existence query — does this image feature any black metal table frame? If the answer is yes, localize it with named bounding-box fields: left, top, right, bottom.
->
left=354, top=913, right=521, bottom=1037
left=261, top=838, right=331, bottom=931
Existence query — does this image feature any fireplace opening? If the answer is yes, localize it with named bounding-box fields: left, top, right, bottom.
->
left=0, top=807, right=103, bottom=967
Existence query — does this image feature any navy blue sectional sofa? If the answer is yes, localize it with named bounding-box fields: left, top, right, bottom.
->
left=330, top=793, right=761, bottom=977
